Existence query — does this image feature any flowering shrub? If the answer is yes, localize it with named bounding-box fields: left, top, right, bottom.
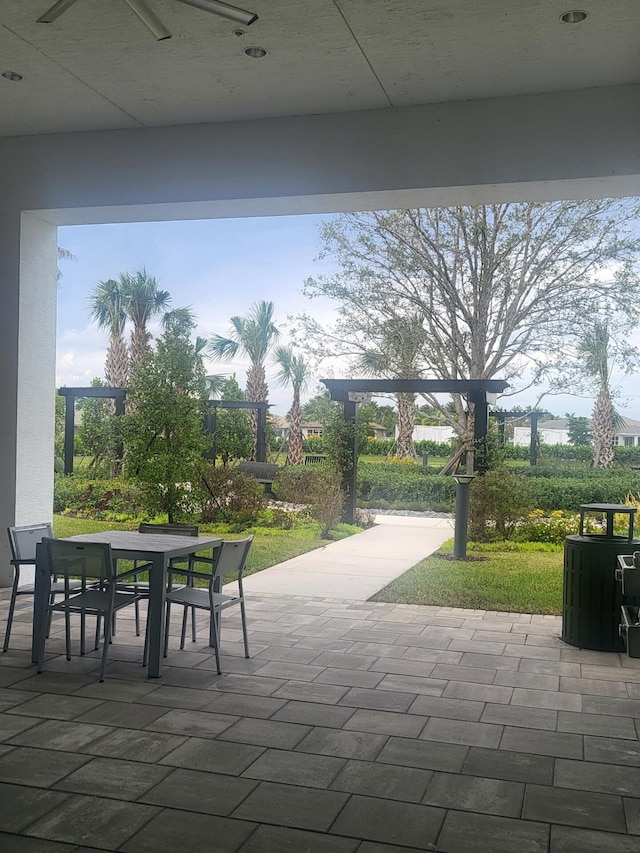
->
left=515, top=509, right=616, bottom=544
left=515, top=510, right=580, bottom=544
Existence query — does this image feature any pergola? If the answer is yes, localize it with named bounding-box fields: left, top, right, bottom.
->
left=322, top=378, right=509, bottom=523
left=58, top=391, right=270, bottom=474
left=492, top=410, right=546, bottom=466
left=204, top=400, right=271, bottom=464
left=58, top=387, right=127, bottom=475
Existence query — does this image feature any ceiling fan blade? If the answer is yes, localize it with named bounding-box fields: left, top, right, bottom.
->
left=124, top=0, right=172, bottom=40
left=37, top=0, right=80, bottom=23
left=174, top=0, right=258, bottom=27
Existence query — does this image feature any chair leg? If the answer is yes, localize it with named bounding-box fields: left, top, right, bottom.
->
left=94, top=614, right=101, bottom=651
left=210, top=608, right=221, bottom=675
left=36, top=607, right=49, bottom=674
left=134, top=599, right=141, bottom=637
left=240, top=599, right=250, bottom=659
left=142, top=614, right=150, bottom=667
left=180, top=606, right=188, bottom=650
left=191, top=605, right=197, bottom=643
left=80, top=611, right=86, bottom=656
left=64, top=609, right=71, bottom=661
left=2, top=577, right=20, bottom=652
left=100, top=609, right=114, bottom=682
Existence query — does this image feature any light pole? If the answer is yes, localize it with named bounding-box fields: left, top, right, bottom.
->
left=453, top=473, right=476, bottom=559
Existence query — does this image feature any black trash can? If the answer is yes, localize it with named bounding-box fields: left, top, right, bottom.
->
left=562, top=503, right=640, bottom=652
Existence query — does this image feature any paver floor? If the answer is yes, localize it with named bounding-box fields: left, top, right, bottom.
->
left=1, top=587, right=639, bottom=852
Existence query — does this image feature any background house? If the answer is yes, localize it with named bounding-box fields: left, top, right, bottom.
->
left=513, top=416, right=640, bottom=447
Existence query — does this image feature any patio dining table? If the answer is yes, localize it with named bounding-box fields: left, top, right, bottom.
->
left=31, top=530, right=222, bottom=677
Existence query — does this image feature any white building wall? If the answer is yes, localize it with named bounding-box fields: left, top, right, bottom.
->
left=513, top=426, right=571, bottom=446
left=410, top=425, right=456, bottom=443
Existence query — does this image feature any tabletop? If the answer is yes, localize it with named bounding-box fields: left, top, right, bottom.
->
left=65, top=530, right=222, bottom=558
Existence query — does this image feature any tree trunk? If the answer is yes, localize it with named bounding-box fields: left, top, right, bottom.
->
left=105, top=333, right=129, bottom=389
left=130, top=325, right=151, bottom=371
left=395, top=393, right=417, bottom=459
left=286, top=389, right=304, bottom=466
left=246, top=362, right=269, bottom=461
left=592, top=387, right=615, bottom=469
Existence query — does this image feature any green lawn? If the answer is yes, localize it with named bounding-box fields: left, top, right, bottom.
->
left=370, top=539, right=563, bottom=614
left=53, top=515, right=360, bottom=582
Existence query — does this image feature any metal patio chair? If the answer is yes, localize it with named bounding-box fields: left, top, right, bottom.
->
left=37, top=538, right=144, bottom=682
left=119, top=522, right=204, bottom=639
left=3, top=523, right=84, bottom=653
left=163, top=535, right=253, bottom=674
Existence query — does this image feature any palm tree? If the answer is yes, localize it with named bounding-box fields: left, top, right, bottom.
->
left=88, top=278, right=129, bottom=388
left=354, top=314, right=427, bottom=459
left=207, top=300, right=280, bottom=459
left=273, top=345, right=312, bottom=466
left=204, top=373, right=229, bottom=400
left=579, top=321, right=619, bottom=469
left=120, top=268, right=171, bottom=369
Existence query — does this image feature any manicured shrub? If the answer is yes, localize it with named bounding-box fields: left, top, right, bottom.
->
left=469, top=469, right=537, bottom=541
left=312, top=473, right=345, bottom=539
left=199, top=466, right=264, bottom=525
left=273, top=465, right=345, bottom=538
left=273, top=466, right=333, bottom=505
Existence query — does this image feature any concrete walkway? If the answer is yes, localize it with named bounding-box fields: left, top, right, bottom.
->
left=233, top=514, right=454, bottom=600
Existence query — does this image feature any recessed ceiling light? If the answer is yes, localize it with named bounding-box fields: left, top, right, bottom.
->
left=2, top=71, right=23, bottom=81
left=244, top=46, right=267, bottom=58
left=560, top=10, right=588, bottom=23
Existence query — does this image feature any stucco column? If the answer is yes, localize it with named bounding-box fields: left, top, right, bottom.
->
left=0, top=211, right=57, bottom=585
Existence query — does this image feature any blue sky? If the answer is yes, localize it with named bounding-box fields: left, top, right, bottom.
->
left=57, top=215, right=640, bottom=421
left=57, top=214, right=342, bottom=415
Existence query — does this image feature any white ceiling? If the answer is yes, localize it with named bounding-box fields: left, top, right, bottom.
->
left=0, top=1, right=638, bottom=138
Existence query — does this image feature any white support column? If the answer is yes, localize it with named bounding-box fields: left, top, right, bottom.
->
left=0, top=212, right=57, bottom=585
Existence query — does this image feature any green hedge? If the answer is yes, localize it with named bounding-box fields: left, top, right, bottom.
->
left=354, top=462, right=640, bottom=513
left=521, top=468, right=640, bottom=512
left=357, top=462, right=456, bottom=510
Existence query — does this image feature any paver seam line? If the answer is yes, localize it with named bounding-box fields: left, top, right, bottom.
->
left=11, top=788, right=167, bottom=843
left=0, top=785, right=75, bottom=836
left=293, top=730, right=391, bottom=763
left=138, top=764, right=261, bottom=817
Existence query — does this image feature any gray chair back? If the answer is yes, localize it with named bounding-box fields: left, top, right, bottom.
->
left=43, top=538, right=114, bottom=585
left=211, top=535, right=254, bottom=587
left=8, top=523, right=54, bottom=563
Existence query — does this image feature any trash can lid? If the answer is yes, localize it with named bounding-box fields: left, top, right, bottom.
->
left=580, top=504, right=637, bottom=514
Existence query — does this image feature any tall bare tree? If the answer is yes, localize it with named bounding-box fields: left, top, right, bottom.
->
left=296, top=201, right=640, bottom=444
left=208, top=300, right=280, bottom=459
